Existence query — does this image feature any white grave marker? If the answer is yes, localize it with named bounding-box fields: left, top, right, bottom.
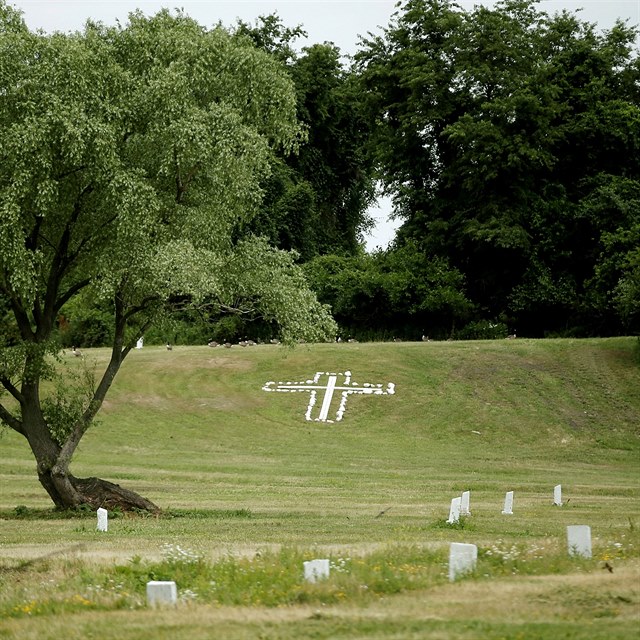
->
left=146, top=581, right=178, bottom=607
left=448, top=543, right=478, bottom=581
left=567, top=525, right=592, bottom=558
left=460, top=490, right=471, bottom=516
left=303, top=559, right=330, bottom=583
left=502, top=491, right=514, bottom=515
left=447, top=497, right=462, bottom=524
left=96, top=507, right=108, bottom=532
left=136, top=336, right=144, bottom=349
left=263, top=371, right=395, bottom=422
left=553, top=484, right=563, bottom=506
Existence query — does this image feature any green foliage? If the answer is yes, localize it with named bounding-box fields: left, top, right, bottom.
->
left=357, top=0, right=640, bottom=336
left=305, top=243, right=472, bottom=339
left=244, top=159, right=320, bottom=261
left=235, top=18, right=376, bottom=258
left=233, top=13, right=307, bottom=65
left=288, top=44, right=376, bottom=255
left=455, top=320, right=509, bottom=340
left=57, top=294, right=115, bottom=348
left=41, top=362, right=97, bottom=446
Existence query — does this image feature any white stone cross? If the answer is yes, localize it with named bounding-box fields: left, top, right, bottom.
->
left=262, top=370, right=395, bottom=422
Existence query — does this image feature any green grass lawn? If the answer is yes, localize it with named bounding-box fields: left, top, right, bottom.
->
left=1, top=337, right=639, bottom=639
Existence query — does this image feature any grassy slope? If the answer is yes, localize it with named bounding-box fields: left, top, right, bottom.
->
left=1, top=337, right=639, bottom=638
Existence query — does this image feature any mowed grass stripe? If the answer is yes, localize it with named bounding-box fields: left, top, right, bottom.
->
left=1, top=337, right=638, bottom=541
left=1, top=340, right=638, bottom=639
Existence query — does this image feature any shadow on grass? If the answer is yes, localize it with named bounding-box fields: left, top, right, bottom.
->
left=0, top=505, right=253, bottom=520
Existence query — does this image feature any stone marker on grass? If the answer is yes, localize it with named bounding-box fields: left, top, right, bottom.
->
left=303, top=559, right=330, bottom=583
left=460, top=490, right=471, bottom=516
left=502, top=491, right=514, bottom=515
left=448, top=543, right=478, bottom=581
left=553, top=484, right=563, bottom=506
left=146, top=581, right=178, bottom=607
left=567, top=525, right=592, bottom=558
left=447, top=496, right=462, bottom=524
left=96, top=507, right=108, bottom=532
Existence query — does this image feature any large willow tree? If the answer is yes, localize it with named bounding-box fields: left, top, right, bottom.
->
left=0, top=4, right=336, bottom=511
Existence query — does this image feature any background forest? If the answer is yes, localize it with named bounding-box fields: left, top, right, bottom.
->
left=15, top=0, right=640, bottom=345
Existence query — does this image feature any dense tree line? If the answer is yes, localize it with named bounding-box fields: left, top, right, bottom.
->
left=353, top=0, right=639, bottom=337
left=18, top=1, right=639, bottom=346
left=234, top=15, right=376, bottom=259
left=226, top=1, right=640, bottom=340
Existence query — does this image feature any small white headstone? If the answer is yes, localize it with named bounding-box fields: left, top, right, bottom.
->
left=303, top=559, right=330, bottom=583
left=553, top=484, right=563, bottom=506
left=567, top=525, right=592, bottom=558
left=502, top=491, right=514, bottom=515
left=460, top=490, right=471, bottom=516
left=146, top=581, right=178, bottom=607
left=96, top=507, right=108, bottom=532
left=136, top=337, right=144, bottom=349
left=447, top=496, right=462, bottom=524
left=448, top=543, right=478, bottom=581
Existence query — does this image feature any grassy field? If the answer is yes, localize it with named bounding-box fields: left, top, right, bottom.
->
left=1, top=337, right=639, bottom=638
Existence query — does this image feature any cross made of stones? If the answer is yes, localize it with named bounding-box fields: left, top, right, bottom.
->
left=262, top=370, right=395, bottom=423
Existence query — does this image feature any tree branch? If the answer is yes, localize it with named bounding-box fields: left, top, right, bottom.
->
left=54, top=278, right=92, bottom=316
left=122, top=295, right=161, bottom=322
left=56, top=293, right=157, bottom=461
left=44, top=184, right=94, bottom=306
left=0, top=401, right=24, bottom=436
left=0, top=376, right=24, bottom=404
left=6, top=289, right=36, bottom=341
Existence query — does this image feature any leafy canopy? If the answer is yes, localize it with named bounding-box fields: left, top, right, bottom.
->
left=0, top=5, right=336, bottom=355
left=356, top=0, right=640, bottom=335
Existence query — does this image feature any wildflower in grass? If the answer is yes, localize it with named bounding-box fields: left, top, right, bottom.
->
left=161, top=543, right=202, bottom=564
left=329, top=557, right=351, bottom=573
left=180, top=589, right=198, bottom=603
left=14, top=600, right=38, bottom=616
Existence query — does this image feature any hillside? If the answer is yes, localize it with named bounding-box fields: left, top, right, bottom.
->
left=2, top=338, right=638, bottom=541
left=2, top=337, right=639, bottom=640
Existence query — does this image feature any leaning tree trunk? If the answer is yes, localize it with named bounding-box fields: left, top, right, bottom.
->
left=29, top=320, right=160, bottom=513
left=28, top=419, right=160, bottom=514
left=38, top=466, right=161, bottom=513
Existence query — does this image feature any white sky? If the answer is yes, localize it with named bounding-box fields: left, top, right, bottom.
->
left=7, top=0, right=640, bottom=251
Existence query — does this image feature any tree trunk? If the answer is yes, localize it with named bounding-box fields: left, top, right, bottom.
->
left=29, top=428, right=161, bottom=513
left=20, top=340, right=160, bottom=514
left=37, top=466, right=161, bottom=513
